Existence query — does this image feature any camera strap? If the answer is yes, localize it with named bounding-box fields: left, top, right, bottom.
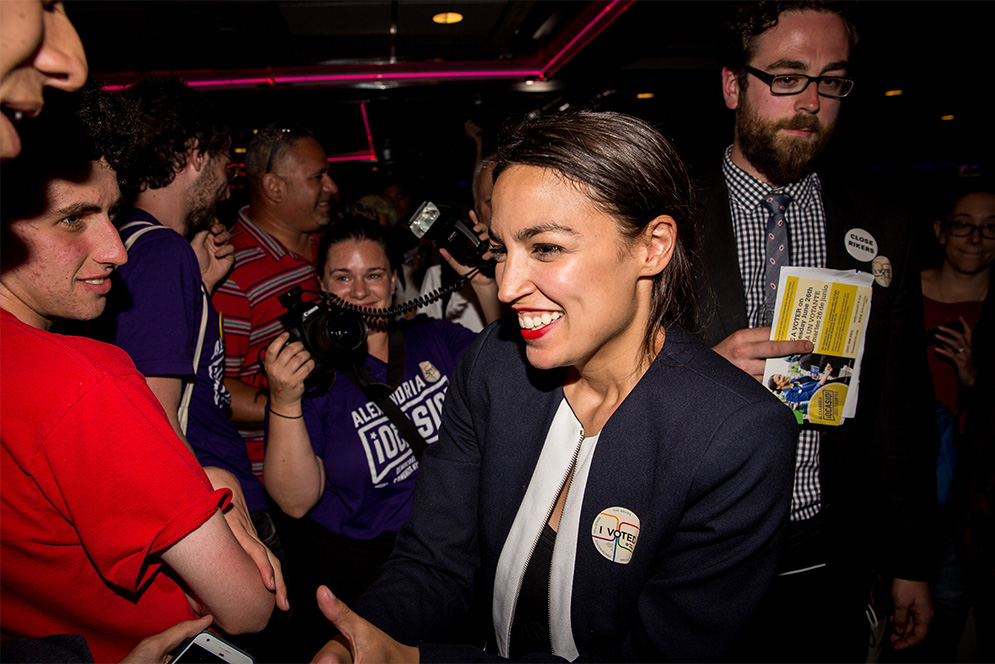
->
left=341, top=326, right=430, bottom=461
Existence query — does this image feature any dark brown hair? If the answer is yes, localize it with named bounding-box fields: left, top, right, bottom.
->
left=494, top=110, right=698, bottom=357
left=317, top=215, right=392, bottom=276
left=723, top=1, right=858, bottom=89
left=114, top=76, right=232, bottom=197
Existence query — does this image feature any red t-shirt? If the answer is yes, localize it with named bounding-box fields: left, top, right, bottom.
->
left=0, top=310, right=229, bottom=662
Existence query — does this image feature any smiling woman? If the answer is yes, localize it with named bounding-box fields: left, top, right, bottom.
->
left=0, top=0, right=87, bottom=160
left=921, top=187, right=995, bottom=426
left=261, top=215, right=494, bottom=655
left=303, top=111, right=799, bottom=663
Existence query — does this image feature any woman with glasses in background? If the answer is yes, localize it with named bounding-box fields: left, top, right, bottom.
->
left=262, top=215, right=498, bottom=656
left=921, top=186, right=995, bottom=429
left=918, top=185, right=994, bottom=663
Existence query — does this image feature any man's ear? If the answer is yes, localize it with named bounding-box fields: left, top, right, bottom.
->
left=639, top=215, right=677, bottom=277
left=262, top=172, right=284, bottom=203
left=187, top=146, right=208, bottom=174
left=933, top=219, right=946, bottom=245
left=721, top=67, right=741, bottom=110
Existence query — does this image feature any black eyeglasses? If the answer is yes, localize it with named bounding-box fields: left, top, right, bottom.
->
left=943, top=220, right=995, bottom=240
left=264, top=128, right=292, bottom=174
left=226, top=162, right=241, bottom=183
left=745, top=66, right=854, bottom=99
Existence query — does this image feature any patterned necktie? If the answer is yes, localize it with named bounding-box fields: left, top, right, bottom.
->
left=761, top=191, right=792, bottom=326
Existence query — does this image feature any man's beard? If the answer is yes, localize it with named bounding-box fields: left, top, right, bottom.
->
left=184, top=171, right=226, bottom=239
left=185, top=201, right=218, bottom=239
left=736, top=96, right=836, bottom=186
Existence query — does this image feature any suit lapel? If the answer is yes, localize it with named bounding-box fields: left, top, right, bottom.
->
left=820, top=177, right=860, bottom=272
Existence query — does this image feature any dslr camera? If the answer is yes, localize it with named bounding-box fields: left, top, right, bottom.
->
left=277, top=286, right=368, bottom=386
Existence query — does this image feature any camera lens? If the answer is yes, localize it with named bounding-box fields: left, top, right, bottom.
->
left=314, top=310, right=368, bottom=354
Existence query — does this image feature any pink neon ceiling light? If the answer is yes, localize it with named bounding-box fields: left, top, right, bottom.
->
left=99, top=1, right=633, bottom=92
left=98, top=2, right=633, bottom=163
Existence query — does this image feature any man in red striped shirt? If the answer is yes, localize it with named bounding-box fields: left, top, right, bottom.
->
left=213, top=126, right=338, bottom=478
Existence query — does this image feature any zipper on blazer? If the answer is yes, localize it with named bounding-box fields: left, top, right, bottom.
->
left=505, top=427, right=585, bottom=656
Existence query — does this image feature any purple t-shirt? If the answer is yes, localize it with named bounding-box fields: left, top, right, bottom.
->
left=101, top=210, right=266, bottom=512
left=299, top=316, right=476, bottom=540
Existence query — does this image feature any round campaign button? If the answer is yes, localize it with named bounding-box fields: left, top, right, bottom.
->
left=844, top=228, right=878, bottom=262
left=872, top=255, right=893, bottom=288
left=591, top=506, right=641, bottom=564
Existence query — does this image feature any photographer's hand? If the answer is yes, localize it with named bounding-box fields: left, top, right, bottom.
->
left=261, top=334, right=325, bottom=518
left=440, top=210, right=503, bottom=324
left=266, top=332, right=314, bottom=408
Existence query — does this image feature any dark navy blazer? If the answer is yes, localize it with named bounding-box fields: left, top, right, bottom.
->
left=357, top=323, right=797, bottom=662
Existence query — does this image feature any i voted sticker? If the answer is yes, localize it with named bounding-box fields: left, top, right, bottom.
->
left=845, top=228, right=878, bottom=262
left=872, top=255, right=893, bottom=288
left=591, top=506, right=640, bottom=564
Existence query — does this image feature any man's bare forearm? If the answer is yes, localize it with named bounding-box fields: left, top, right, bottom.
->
left=225, top=377, right=268, bottom=425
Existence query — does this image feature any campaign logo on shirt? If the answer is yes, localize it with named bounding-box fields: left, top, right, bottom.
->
left=354, top=375, right=450, bottom=484
left=208, top=338, right=230, bottom=408
left=419, top=361, right=441, bottom=383
left=591, top=506, right=640, bottom=564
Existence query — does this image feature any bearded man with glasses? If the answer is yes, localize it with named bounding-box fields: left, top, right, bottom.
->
left=694, top=2, right=937, bottom=661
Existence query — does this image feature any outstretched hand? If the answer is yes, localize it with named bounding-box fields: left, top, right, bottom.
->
left=311, top=586, right=419, bottom=664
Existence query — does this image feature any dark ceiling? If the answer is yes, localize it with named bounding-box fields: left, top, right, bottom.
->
left=66, top=0, right=992, bottom=213
left=71, top=1, right=585, bottom=73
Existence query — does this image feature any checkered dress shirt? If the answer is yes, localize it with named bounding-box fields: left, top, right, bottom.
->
left=721, top=146, right=827, bottom=522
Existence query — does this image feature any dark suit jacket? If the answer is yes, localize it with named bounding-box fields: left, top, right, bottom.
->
left=694, top=168, right=938, bottom=581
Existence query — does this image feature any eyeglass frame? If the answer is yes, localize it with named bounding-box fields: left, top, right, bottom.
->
left=264, top=128, right=293, bottom=174
left=744, top=66, right=855, bottom=99
left=942, top=220, right=995, bottom=240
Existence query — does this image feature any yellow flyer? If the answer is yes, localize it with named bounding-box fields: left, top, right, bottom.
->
left=763, top=267, right=873, bottom=425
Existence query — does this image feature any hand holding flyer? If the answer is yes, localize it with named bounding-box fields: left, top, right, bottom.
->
left=763, top=267, right=874, bottom=425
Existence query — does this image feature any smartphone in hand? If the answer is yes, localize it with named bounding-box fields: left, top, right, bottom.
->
left=171, top=630, right=253, bottom=663
left=924, top=319, right=965, bottom=346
